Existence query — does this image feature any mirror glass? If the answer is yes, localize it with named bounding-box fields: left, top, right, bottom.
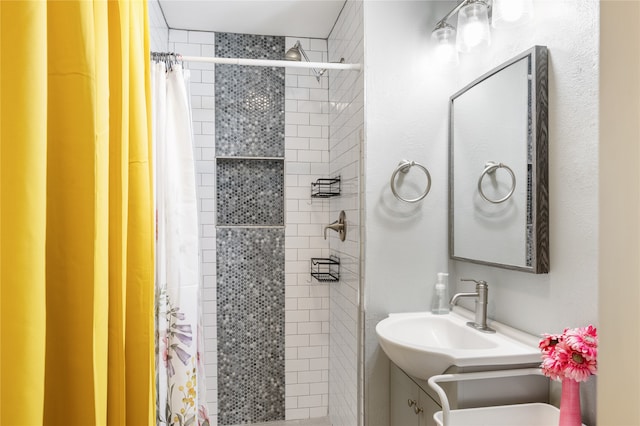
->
left=449, top=46, right=549, bottom=273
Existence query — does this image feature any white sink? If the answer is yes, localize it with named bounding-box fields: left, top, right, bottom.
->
left=375, top=309, right=541, bottom=380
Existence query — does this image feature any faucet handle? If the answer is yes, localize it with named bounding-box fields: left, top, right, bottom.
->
left=460, top=278, right=488, bottom=288
left=324, top=210, right=347, bottom=241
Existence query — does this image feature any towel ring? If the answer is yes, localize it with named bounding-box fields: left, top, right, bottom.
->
left=477, top=162, right=516, bottom=204
left=390, top=160, right=432, bottom=203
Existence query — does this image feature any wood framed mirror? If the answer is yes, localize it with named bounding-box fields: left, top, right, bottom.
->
left=449, top=46, right=549, bottom=273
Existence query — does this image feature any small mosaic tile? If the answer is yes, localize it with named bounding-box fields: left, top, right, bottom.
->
left=215, top=33, right=285, bottom=157
left=216, top=159, right=284, bottom=226
left=216, top=228, right=285, bottom=425
left=215, top=33, right=285, bottom=60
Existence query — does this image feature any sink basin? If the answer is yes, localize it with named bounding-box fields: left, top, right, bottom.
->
left=375, top=309, right=541, bottom=380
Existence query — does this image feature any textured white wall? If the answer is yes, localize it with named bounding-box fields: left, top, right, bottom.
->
left=450, top=0, right=599, bottom=345
left=362, top=1, right=599, bottom=425
left=450, top=3, right=599, bottom=423
left=362, top=2, right=454, bottom=425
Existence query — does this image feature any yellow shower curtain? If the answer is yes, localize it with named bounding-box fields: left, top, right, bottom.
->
left=1, top=1, right=155, bottom=425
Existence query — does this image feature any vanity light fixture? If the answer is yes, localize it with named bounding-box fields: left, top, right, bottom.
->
left=431, top=0, right=533, bottom=60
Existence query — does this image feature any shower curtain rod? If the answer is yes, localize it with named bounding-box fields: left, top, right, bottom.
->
left=171, top=53, right=362, bottom=71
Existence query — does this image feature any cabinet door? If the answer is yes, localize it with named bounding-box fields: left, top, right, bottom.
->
left=390, top=364, right=420, bottom=426
left=418, top=390, right=441, bottom=426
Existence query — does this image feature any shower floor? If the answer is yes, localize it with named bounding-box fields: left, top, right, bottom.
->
left=229, top=417, right=332, bottom=426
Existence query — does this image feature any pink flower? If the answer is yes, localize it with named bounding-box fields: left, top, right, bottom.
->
left=539, top=333, right=562, bottom=353
left=541, top=355, right=565, bottom=380
left=564, top=325, right=597, bottom=360
left=539, top=326, right=597, bottom=382
left=564, top=351, right=597, bottom=382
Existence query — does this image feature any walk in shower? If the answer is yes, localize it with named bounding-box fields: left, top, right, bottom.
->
left=150, top=1, right=364, bottom=423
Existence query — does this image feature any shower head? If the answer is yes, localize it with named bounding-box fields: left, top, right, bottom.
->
left=284, top=40, right=327, bottom=83
left=285, top=42, right=302, bottom=61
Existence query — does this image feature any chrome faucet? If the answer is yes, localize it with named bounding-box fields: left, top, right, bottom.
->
left=450, top=278, right=495, bottom=333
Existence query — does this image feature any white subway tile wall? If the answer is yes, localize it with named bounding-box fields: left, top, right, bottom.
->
left=327, top=1, right=364, bottom=425
left=164, top=29, right=332, bottom=424
left=284, top=36, right=331, bottom=421
left=148, top=0, right=168, bottom=52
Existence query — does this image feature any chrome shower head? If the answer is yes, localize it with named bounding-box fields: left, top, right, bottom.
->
left=285, top=42, right=302, bottom=61
left=284, top=40, right=326, bottom=83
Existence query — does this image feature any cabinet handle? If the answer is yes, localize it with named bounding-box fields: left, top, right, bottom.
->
left=414, top=406, right=424, bottom=415
left=407, top=399, right=416, bottom=407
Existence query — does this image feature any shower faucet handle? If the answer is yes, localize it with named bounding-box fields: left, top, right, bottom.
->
left=324, top=211, right=347, bottom=241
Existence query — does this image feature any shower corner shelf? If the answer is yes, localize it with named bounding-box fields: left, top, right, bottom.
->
left=311, top=177, right=341, bottom=198
left=310, top=256, right=340, bottom=282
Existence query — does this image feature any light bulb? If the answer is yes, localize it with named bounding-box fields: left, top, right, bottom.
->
left=431, top=24, right=459, bottom=65
left=456, top=1, right=491, bottom=53
left=461, top=18, right=485, bottom=48
left=492, top=0, right=534, bottom=28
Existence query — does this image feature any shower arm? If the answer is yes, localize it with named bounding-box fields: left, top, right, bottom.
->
left=289, top=40, right=328, bottom=82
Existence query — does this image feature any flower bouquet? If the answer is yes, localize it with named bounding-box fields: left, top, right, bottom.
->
left=539, top=325, right=597, bottom=426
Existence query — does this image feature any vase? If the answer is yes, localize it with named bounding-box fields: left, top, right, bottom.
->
left=558, top=378, right=581, bottom=426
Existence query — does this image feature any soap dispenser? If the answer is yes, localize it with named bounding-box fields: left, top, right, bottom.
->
left=431, top=272, right=450, bottom=315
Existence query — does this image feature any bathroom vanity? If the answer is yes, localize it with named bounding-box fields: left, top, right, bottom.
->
left=377, top=308, right=549, bottom=424
left=390, top=363, right=549, bottom=426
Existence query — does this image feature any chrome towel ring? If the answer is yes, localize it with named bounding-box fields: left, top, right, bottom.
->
left=477, top=161, right=516, bottom=204
left=390, top=160, right=432, bottom=203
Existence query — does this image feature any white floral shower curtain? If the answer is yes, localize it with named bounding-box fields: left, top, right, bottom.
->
left=151, top=59, right=209, bottom=426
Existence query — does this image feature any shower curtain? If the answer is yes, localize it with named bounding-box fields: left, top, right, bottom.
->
left=151, top=60, right=209, bottom=426
left=0, top=0, right=155, bottom=426
left=2, top=1, right=155, bottom=424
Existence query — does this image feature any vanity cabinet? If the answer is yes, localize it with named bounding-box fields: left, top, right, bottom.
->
left=390, top=364, right=440, bottom=426
left=390, top=362, right=549, bottom=426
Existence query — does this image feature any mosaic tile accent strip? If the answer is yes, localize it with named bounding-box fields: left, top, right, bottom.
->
left=215, top=33, right=285, bottom=157
left=216, top=228, right=285, bottom=425
left=216, top=158, right=284, bottom=226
